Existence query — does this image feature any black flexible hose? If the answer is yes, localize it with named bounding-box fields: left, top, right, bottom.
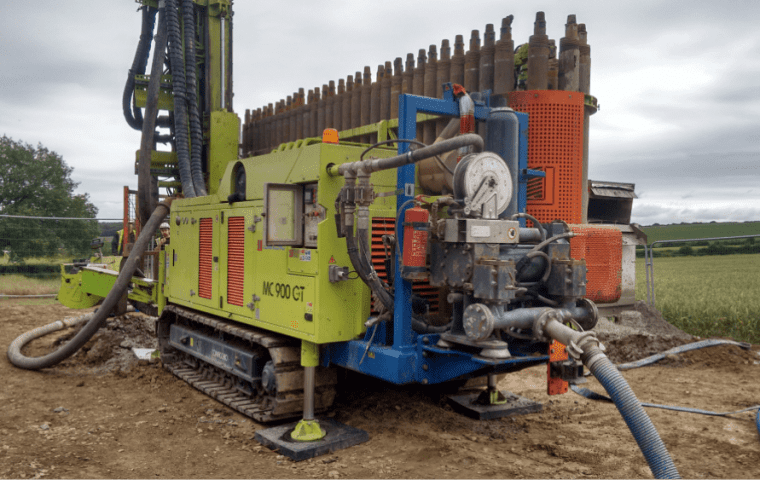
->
left=345, top=230, right=393, bottom=313
left=123, top=6, right=157, bottom=130
left=357, top=228, right=394, bottom=311
left=138, top=3, right=169, bottom=229
left=7, top=202, right=171, bottom=370
left=338, top=134, right=484, bottom=175
left=166, top=0, right=196, bottom=198
left=182, top=0, right=206, bottom=196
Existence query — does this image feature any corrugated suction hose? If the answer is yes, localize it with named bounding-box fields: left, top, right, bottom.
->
left=583, top=348, right=681, bottom=479
left=540, top=313, right=681, bottom=479
left=7, top=201, right=171, bottom=370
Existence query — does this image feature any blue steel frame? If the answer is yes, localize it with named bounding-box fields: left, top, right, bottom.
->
left=325, top=86, right=549, bottom=384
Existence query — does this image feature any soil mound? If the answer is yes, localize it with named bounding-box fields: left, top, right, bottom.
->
left=593, top=301, right=695, bottom=364
left=22, top=312, right=158, bottom=375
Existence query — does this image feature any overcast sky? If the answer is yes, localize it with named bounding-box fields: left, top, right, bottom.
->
left=2, top=0, right=759, bottom=225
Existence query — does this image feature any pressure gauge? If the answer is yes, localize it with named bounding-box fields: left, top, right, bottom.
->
left=452, top=152, right=513, bottom=217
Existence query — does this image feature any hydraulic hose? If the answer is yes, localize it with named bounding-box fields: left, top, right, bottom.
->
left=511, top=212, right=546, bottom=241
left=138, top=2, right=169, bottom=229
left=7, top=202, right=171, bottom=370
left=123, top=6, right=157, bottom=130
left=182, top=0, right=206, bottom=196
left=166, top=0, right=196, bottom=198
left=616, top=339, right=751, bottom=370
left=336, top=134, right=484, bottom=176
left=358, top=229, right=394, bottom=309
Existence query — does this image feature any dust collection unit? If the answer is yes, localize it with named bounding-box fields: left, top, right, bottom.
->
left=9, top=1, right=680, bottom=477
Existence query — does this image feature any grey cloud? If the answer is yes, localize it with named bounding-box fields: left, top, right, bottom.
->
left=632, top=202, right=760, bottom=225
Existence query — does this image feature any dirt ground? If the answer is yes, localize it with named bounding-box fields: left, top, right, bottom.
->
left=1, top=300, right=759, bottom=479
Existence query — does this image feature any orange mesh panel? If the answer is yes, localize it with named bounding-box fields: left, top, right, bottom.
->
left=198, top=218, right=213, bottom=299
left=227, top=216, right=245, bottom=306
left=370, top=217, right=438, bottom=314
left=508, top=90, right=584, bottom=224
left=569, top=225, right=622, bottom=303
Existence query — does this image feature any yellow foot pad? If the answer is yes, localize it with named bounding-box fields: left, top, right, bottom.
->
left=254, top=418, right=369, bottom=462
left=448, top=390, right=542, bottom=420
left=290, top=419, right=326, bottom=442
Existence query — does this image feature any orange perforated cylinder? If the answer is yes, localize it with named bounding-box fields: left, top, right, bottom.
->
left=569, top=225, right=623, bottom=303
left=508, top=90, right=584, bottom=224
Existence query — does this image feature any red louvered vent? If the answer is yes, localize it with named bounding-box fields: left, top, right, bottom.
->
left=370, top=217, right=439, bottom=315
left=227, top=216, right=246, bottom=306
left=198, top=218, right=213, bottom=299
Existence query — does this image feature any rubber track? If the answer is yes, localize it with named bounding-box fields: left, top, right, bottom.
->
left=161, top=305, right=337, bottom=423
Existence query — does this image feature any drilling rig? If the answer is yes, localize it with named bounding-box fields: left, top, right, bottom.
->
left=9, top=2, right=680, bottom=477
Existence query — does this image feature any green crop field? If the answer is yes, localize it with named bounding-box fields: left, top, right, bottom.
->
left=635, top=254, right=760, bottom=344
left=640, top=221, right=760, bottom=244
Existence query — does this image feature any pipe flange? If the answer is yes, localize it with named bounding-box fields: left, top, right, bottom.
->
left=576, top=297, right=599, bottom=331
left=463, top=303, right=496, bottom=342
left=532, top=308, right=559, bottom=343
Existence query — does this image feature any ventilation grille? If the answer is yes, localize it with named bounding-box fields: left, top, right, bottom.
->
left=227, top=216, right=246, bottom=306
left=526, top=167, right=545, bottom=201
left=198, top=218, right=213, bottom=299
left=370, top=217, right=439, bottom=314
left=509, top=90, right=584, bottom=224
left=569, top=225, right=623, bottom=304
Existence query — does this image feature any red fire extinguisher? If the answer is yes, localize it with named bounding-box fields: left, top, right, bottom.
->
left=401, top=205, right=429, bottom=280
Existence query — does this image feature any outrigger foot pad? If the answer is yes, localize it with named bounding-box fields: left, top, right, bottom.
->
left=255, top=418, right=369, bottom=462
left=448, top=390, right=542, bottom=420
left=290, top=419, right=326, bottom=441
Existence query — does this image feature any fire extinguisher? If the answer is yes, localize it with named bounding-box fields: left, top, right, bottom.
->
left=401, top=205, right=429, bottom=281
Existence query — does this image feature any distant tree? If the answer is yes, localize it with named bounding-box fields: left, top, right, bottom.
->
left=678, top=245, right=694, bottom=256
left=0, top=136, right=99, bottom=259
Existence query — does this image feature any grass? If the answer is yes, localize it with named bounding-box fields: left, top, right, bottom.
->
left=636, top=254, right=760, bottom=344
left=0, top=255, right=119, bottom=297
left=0, top=274, right=60, bottom=296
left=640, top=221, right=760, bottom=243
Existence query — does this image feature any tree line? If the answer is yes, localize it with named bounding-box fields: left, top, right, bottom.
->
left=0, top=136, right=99, bottom=261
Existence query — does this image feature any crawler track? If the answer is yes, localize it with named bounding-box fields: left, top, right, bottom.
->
left=159, top=305, right=337, bottom=423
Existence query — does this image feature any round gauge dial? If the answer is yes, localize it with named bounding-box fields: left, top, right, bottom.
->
left=453, top=152, right=512, bottom=216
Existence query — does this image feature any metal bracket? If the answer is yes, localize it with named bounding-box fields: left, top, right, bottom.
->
left=328, top=265, right=350, bottom=283
left=247, top=294, right=261, bottom=310
left=248, top=216, right=262, bottom=232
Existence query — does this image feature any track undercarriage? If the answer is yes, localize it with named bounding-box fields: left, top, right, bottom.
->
left=157, top=305, right=337, bottom=423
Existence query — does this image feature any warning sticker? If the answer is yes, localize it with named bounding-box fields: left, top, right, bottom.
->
left=299, top=250, right=311, bottom=262
left=328, top=255, right=336, bottom=264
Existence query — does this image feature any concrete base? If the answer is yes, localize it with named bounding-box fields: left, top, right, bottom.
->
left=448, top=390, right=542, bottom=420
left=254, top=417, right=369, bottom=462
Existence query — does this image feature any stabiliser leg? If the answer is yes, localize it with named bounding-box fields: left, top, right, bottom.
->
left=448, top=373, right=543, bottom=420
left=254, top=340, right=369, bottom=461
